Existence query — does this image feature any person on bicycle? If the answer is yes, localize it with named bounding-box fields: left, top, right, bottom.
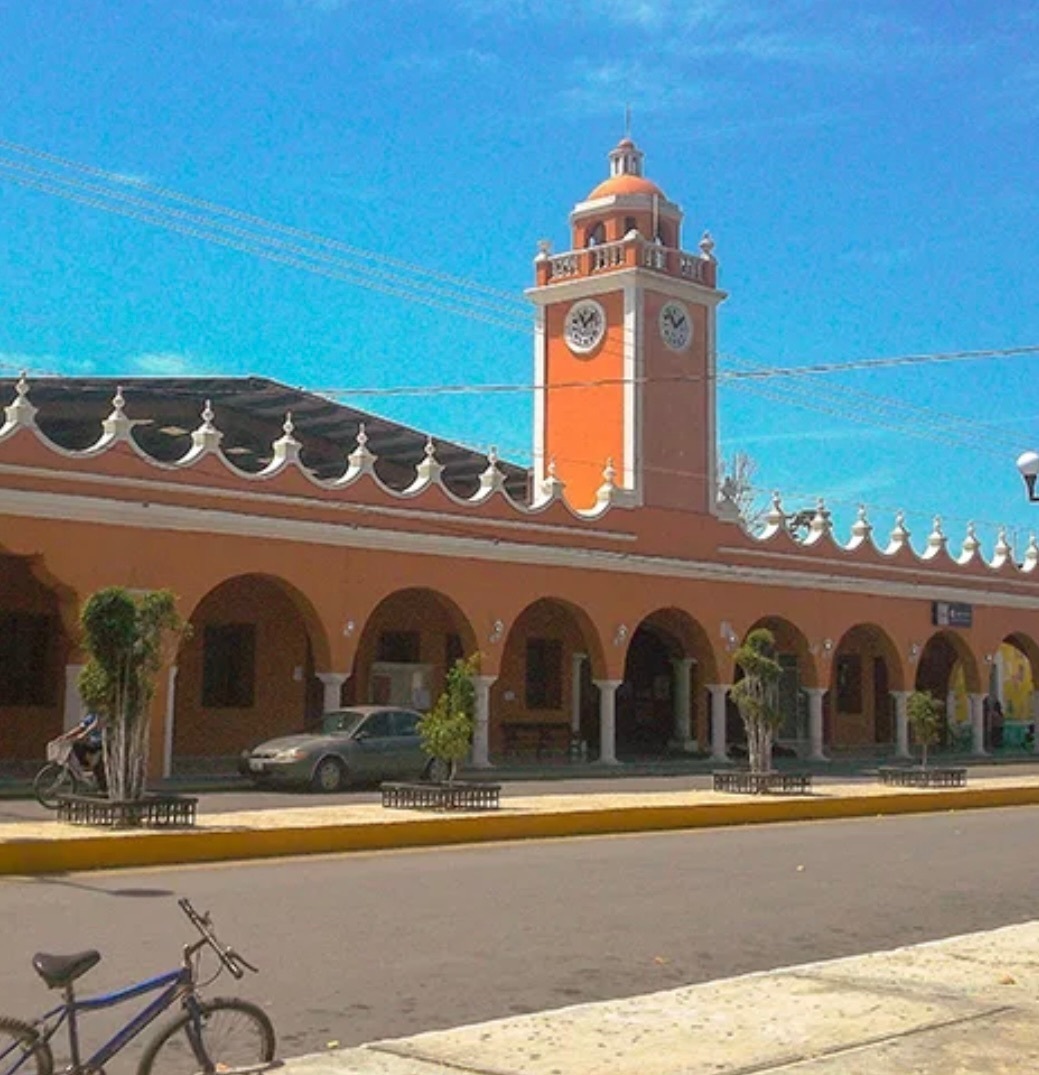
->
left=57, top=712, right=106, bottom=788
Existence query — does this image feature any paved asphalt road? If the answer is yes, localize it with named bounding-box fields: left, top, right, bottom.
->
left=2, top=805, right=1039, bottom=1065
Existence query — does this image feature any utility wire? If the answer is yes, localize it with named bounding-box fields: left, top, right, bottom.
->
left=0, top=137, right=529, bottom=309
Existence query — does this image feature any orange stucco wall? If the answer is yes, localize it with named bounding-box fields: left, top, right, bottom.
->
left=543, top=291, right=627, bottom=509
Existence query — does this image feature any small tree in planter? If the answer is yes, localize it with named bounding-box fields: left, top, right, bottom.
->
left=906, top=690, right=944, bottom=769
left=730, top=628, right=784, bottom=774
left=78, top=587, right=184, bottom=802
left=418, top=654, right=480, bottom=785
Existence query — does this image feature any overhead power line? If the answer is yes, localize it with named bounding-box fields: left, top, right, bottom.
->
left=3, top=137, right=1038, bottom=489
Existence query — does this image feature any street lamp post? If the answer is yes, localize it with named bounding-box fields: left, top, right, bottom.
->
left=1016, top=451, right=1039, bottom=501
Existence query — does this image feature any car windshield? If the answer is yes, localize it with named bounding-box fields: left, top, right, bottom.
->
left=319, top=711, right=369, bottom=735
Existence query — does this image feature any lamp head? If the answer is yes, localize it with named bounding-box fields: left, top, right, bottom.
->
left=1017, top=451, right=1039, bottom=501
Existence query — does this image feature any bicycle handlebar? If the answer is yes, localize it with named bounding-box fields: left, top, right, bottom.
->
left=178, top=897, right=257, bottom=980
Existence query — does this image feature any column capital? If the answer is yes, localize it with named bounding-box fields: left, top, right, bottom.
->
left=890, top=690, right=912, bottom=701
left=705, top=683, right=732, bottom=697
left=593, top=678, right=623, bottom=692
left=472, top=674, right=499, bottom=687
left=802, top=686, right=828, bottom=699
left=316, top=671, right=350, bottom=686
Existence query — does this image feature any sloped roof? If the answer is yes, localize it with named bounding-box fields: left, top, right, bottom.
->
left=0, top=374, right=530, bottom=500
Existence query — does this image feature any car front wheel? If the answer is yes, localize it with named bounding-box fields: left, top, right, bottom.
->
left=311, top=756, right=347, bottom=793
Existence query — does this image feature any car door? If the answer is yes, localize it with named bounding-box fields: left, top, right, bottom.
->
left=388, top=709, right=427, bottom=779
left=351, top=711, right=396, bottom=781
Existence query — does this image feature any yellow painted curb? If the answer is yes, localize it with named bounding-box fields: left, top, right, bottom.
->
left=3, top=784, right=1039, bottom=876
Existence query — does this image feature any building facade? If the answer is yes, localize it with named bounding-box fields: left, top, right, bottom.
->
left=1, top=138, right=1037, bottom=778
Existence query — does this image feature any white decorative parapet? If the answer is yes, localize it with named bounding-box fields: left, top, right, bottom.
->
left=403, top=437, right=445, bottom=495
left=678, top=254, right=708, bottom=283
left=547, top=253, right=580, bottom=280
left=98, top=386, right=133, bottom=446
left=847, top=504, right=872, bottom=549
left=470, top=446, right=506, bottom=503
left=180, top=400, right=223, bottom=463
left=336, top=422, right=377, bottom=484
left=260, top=412, right=302, bottom=475
left=958, top=521, right=981, bottom=565
left=0, top=372, right=37, bottom=437
left=535, top=458, right=566, bottom=507
left=885, top=511, right=910, bottom=555
left=922, top=515, right=947, bottom=560
left=592, top=243, right=625, bottom=271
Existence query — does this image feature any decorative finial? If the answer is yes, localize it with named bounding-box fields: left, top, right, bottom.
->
left=2, top=370, right=38, bottom=433
left=201, top=399, right=214, bottom=427
left=356, top=422, right=368, bottom=448
left=425, top=436, right=436, bottom=459
left=282, top=411, right=295, bottom=437
left=624, top=103, right=632, bottom=139
left=602, top=457, right=616, bottom=486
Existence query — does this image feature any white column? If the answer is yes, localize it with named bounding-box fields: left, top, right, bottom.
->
left=891, top=690, right=911, bottom=759
left=707, top=684, right=730, bottom=763
left=316, top=672, right=350, bottom=712
left=670, top=657, right=696, bottom=752
left=570, top=653, right=586, bottom=736
left=593, top=679, right=622, bottom=765
left=63, top=663, right=86, bottom=731
left=470, top=674, right=497, bottom=769
left=946, top=689, right=958, bottom=728
left=803, top=687, right=828, bottom=762
left=162, top=665, right=178, bottom=779
left=968, top=692, right=987, bottom=756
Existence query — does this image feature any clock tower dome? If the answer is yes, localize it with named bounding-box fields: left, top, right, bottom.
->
left=527, top=137, right=725, bottom=513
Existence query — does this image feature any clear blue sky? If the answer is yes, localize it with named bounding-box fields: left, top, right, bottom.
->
left=2, top=1, right=1037, bottom=553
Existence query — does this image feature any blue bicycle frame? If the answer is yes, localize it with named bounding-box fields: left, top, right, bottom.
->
left=6, top=964, right=196, bottom=1075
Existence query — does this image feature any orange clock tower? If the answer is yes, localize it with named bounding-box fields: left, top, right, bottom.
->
left=527, top=137, right=725, bottom=513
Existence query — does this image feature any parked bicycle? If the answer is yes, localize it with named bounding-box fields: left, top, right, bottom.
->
left=0, top=897, right=276, bottom=1075
left=32, top=739, right=105, bottom=810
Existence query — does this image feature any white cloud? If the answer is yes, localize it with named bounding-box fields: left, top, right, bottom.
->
left=390, top=47, right=500, bottom=76
left=126, top=352, right=208, bottom=377
left=559, top=59, right=710, bottom=118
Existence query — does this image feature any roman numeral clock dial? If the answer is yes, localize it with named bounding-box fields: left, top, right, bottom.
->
left=564, top=300, right=606, bottom=354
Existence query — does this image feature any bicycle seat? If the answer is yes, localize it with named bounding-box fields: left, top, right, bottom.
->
left=32, top=950, right=101, bottom=989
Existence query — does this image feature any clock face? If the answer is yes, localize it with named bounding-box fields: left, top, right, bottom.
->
left=564, top=300, right=606, bottom=354
left=659, top=301, right=692, bottom=352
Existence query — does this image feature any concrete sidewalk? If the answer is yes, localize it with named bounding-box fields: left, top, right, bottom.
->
left=3, top=772, right=1039, bottom=875
left=284, top=921, right=1039, bottom=1074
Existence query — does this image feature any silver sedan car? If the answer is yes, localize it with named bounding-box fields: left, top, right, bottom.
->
left=240, top=706, right=445, bottom=792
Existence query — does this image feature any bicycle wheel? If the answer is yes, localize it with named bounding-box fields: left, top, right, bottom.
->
left=32, top=764, right=77, bottom=810
left=138, top=998, right=275, bottom=1075
left=0, top=1017, right=54, bottom=1075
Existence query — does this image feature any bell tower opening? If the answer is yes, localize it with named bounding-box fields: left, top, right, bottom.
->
left=527, top=137, right=727, bottom=514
